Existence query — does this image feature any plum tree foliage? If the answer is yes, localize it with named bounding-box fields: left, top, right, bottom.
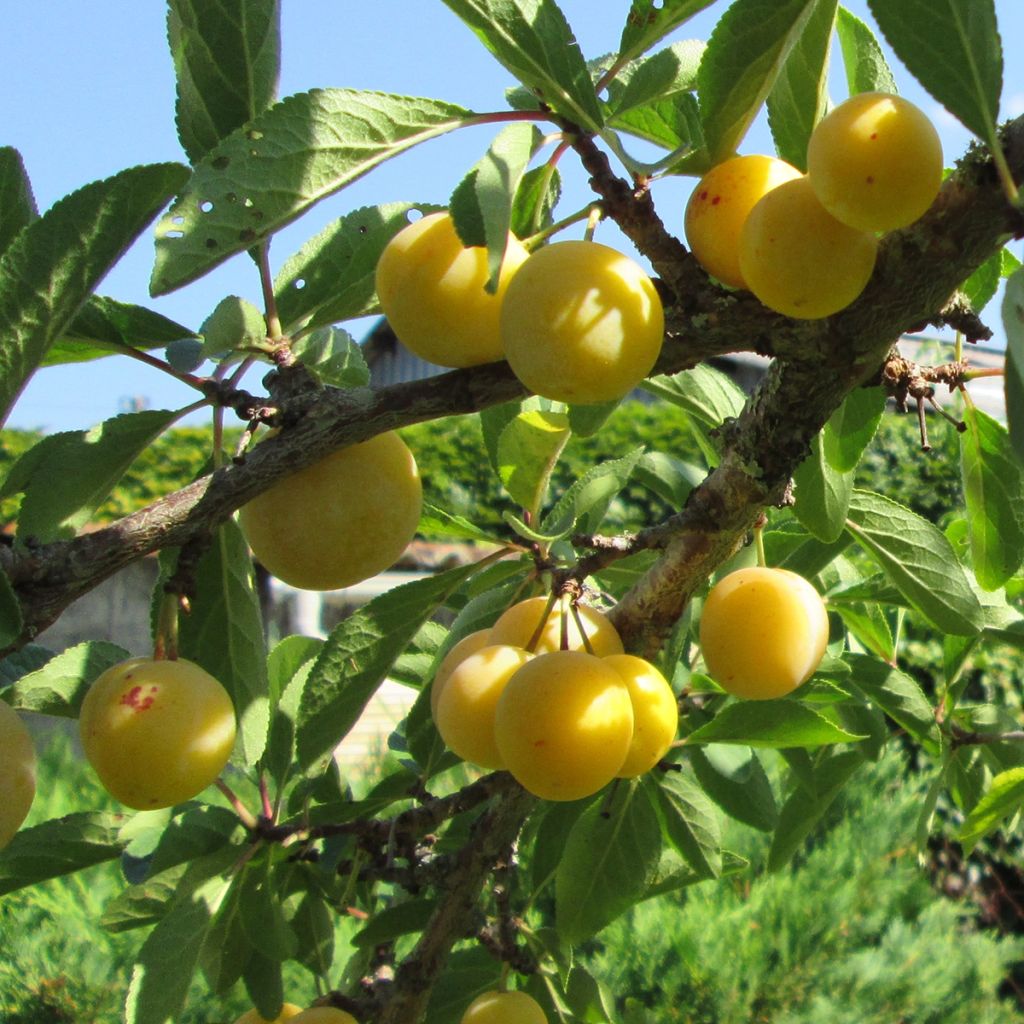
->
left=1, top=1, right=1024, bottom=1022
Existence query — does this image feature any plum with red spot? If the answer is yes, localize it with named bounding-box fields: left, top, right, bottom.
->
left=79, top=657, right=237, bottom=809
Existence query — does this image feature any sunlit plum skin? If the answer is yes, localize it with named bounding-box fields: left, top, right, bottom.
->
left=375, top=211, right=530, bottom=368
left=699, top=567, right=830, bottom=700
left=232, top=1004, right=303, bottom=1024
left=684, top=154, right=802, bottom=289
left=500, top=240, right=664, bottom=404
left=738, top=176, right=877, bottom=319
left=0, top=700, right=36, bottom=850
left=78, top=657, right=237, bottom=810
left=807, top=91, right=943, bottom=232
left=434, top=644, right=533, bottom=770
left=488, top=596, right=624, bottom=656
left=461, top=990, right=548, bottom=1024
left=430, top=628, right=493, bottom=719
left=603, top=654, right=679, bottom=777
left=288, top=1008, right=358, bottom=1024
left=494, top=650, right=634, bottom=801
left=238, top=431, right=422, bottom=591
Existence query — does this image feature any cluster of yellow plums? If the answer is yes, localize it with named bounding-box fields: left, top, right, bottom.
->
left=432, top=594, right=679, bottom=801
left=231, top=988, right=548, bottom=1024
left=375, top=211, right=665, bottom=406
left=685, top=92, right=943, bottom=318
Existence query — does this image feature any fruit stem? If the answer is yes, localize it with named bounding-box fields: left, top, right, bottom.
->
left=525, top=590, right=560, bottom=653
left=962, top=366, right=1004, bottom=381
left=259, top=773, right=275, bottom=822
left=257, top=240, right=284, bottom=343
left=583, top=204, right=605, bottom=242
left=153, top=592, right=180, bottom=661
left=570, top=601, right=596, bottom=656
left=988, top=131, right=1022, bottom=210
left=521, top=202, right=602, bottom=251
left=559, top=593, right=570, bottom=651
left=753, top=525, right=768, bottom=569
left=215, top=778, right=260, bottom=830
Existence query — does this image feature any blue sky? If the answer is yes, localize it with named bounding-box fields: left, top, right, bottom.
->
left=3, top=2, right=1022, bottom=432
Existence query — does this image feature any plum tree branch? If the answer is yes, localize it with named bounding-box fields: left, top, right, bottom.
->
left=3, top=120, right=1024, bottom=658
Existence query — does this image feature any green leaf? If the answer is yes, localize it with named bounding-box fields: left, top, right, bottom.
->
left=961, top=248, right=1003, bottom=315
left=101, top=862, right=189, bottom=934
left=0, top=146, right=37, bottom=258
left=296, top=560, right=487, bottom=773
left=198, top=873, right=248, bottom=995
left=47, top=294, right=197, bottom=367
left=959, top=766, right=1024, bottom=853
left=608, top=40, right=705, bottom=119
left=960, top=404, right=1024, bottom=590
left=689, top=745, right=779, bottom=831
left=617, top=1, right=717, bottom=67
left=0, top=163, right=188, bottom=426
left=651, top=767, right=722, bottom=877
left=698, top=0, right=819, bottom=164
left=497, top=408, right=570, bottom=514
left=766, top=0, right=838, bottom=170
left=10, top=410, right=180, bottom=543
left=823, top=385, right=885, bottom=472
left=10, top=640, right=129, bottom=717
left=510, top=164, right=562, bottom=239
left=480, top=399, right=528, bottom=476
left=1004, top=269, right=1024, bottom=466
left=440, top=0, right=603, bottom=130
left=685, top=701, right=865, bottom=748
left=125, top=849, right=237, bottom=1024
left=845, top=489, right=984, bottom=636
left=171, top=520, right=269, bottom=766
left=418, top=502, right=505, bottom=545
left=291, top=327, right=370, bottom=388
left=450, top=121, right=540, bottom=289
left=167, top=0, right=281, bottom=163
left=242, top=950, right=284, bottom=1022
left=238, top=858, right=298, bottom=962
left=0, top=812, right=127, bottom=895
left=642, top=363, right=746, bottom=427
left=767, top=748, right=864, bottom=870
left=262, top=634, right=322, bottom=784
left=763, top=516, right=851, bottom=579
left=541, top=446, right=645, bottom=537
left=424, top=948, right=503, bottom=1024
left=555, top=781, right=661, bottom=943
left=274, top=202, right=443, bottom=334
left=835, top=5, right=897, bottom=95
left=634, top=451, right=703, bottom=509
left=199, top=295, right=266, bottom=358
left=866, top=0, right=1001, bottom=141
left=0, top=569, right=23, bottom=650
left=792, top=432, right=853, bottom=543
left=353, top=898, right=435, bottom=949
left=843, top=653, right=939, bottom=747
left=151, top=91, right=475, bottom=295
left=286, top=886, right=335, bottom=976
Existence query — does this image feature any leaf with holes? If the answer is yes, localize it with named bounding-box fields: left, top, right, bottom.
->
left=151, top=91, right=475, bottom=295
left=274, top=201, right=444, bottom=334
left=167, top=0, right=281, bottom=163
left=616, top=1, right=718, bottom=67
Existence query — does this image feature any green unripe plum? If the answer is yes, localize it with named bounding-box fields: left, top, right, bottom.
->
left=684, top=154, right=802, bottom=289
left=79, top=657, right=237, bottom=809
left=239, top=431, right=422, bottom=591
left=739, top=176, right=877, bottom=319
left=435, top=644, right=533, bottom=769
left=0, top=700, right=36, bottom=850
left=375, top=211, right=530, bottom=367
left=289, top=1009, right=358, bottom=1024
left=461, top=990, right=548, bottom=1024
left=488, top=596, right=624, bottom=656
left=604, top=654, right=679, bottom=777
left=494, top=650, right=634, bottom=801
left=500, top=240, right=664, bottom=404
left=699, top=567, right=829, bottom=700
left=232, top=1004, right=303, bottom=1024
left=430, top=628, right=493, bottom=719
left=807, top=91, right=943, bottom=232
